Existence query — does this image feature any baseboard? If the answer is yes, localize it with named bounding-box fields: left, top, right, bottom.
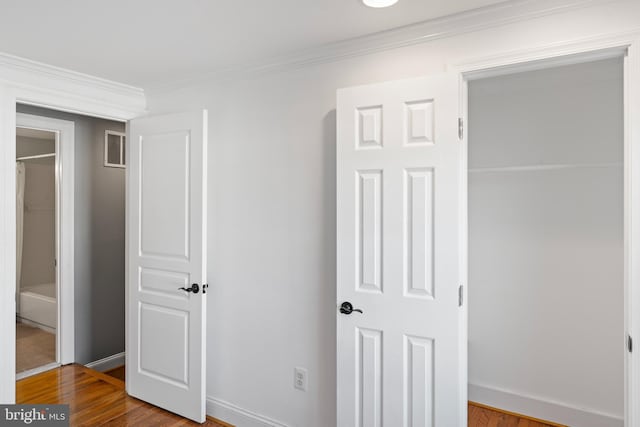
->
left=17, top=316, right=55, bottom=335
left=468, top=383, right=623, bottom=427
left=16, top=362, right=61, bottom=381
left=206, top=396, right=290, bottom=427
left=85, top=352, right=125, bottom=372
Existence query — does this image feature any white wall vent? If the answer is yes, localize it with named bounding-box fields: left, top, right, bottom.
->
left=104, top=130, right=126, bottom=168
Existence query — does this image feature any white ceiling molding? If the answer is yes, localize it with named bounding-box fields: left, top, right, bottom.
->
left=0, top=52, right=146, bottom=120
left=147, top=0, right=612, bottom=94
left=457, top=34, right=633, bottom=80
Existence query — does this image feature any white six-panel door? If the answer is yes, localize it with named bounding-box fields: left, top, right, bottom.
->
left=337, top=75, right=464, bottom=426
left=126, top=110, right=208, bottom=422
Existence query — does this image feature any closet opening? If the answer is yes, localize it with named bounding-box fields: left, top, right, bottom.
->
left=467, top=56, right=624, bottom=426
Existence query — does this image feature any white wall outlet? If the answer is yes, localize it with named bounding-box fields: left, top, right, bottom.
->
left=294, top=367, right=308, bottom=391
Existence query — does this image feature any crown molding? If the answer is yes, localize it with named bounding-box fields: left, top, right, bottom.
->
left=146, top=0, right=614, bottom=95
left=456, top=30, right=637, bottom=79
left=0, top=52, right=146, bottom=120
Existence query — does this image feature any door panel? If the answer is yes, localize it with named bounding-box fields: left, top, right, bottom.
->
left=405, top=167, right=435, bottom=299
left=337, top=75, right=463, bottom=427
left=127, top=110, right=207, bottom=423
left=139, top=130, right=190, bottom=259
left=358, top=327, right=383, bottom=427
left=357, top=170, right=383, bottom=293
left=404, top=335, right=435, bottom=426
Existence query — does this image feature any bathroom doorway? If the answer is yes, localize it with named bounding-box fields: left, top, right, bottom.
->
left=15, top=125, right=59, bottom=378
left=14, top=111, right=76, bottom=379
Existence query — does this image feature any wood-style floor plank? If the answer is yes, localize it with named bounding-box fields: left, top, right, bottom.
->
left=18, top=365, right=563, bottom=427
left=468, top=401, right=567, bottom=427
left=104, top=365, right=126, bottom=382
left=17, top=364, right=229, bottom=427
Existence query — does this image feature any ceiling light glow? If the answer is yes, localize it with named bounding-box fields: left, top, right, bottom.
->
left=362, top=0, right=398, bottom=8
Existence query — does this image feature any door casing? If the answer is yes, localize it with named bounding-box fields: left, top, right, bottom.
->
left=0, top=75, right=144, bottom=403
left=456, top=34, right=640, bottom=427
left=15, top=113, right=75, bottom=373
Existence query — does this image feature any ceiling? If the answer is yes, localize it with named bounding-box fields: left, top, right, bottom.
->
left=0, top=0, right=507, bottom=88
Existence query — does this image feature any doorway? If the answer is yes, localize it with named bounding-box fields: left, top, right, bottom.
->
left=15, top=125, right=58, bottom=378
left=13, top=104, right=128, bottom=381
left=467, top=57, right=624, bottom=426
left=14, top=112, right=75, bottom=380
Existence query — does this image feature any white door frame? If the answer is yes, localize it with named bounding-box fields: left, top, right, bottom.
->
left=16, top=113, right=75, bottom=368
left=0, top=60, right=145, bottom=403
left=454, top=31, right=640, bottom=427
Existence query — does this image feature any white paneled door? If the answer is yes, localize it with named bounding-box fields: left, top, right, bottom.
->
left=127, top=110, right=208, bottom=422
left=337, top=75, right=465, bottom=426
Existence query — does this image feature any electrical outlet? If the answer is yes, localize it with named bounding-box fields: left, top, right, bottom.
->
left=294, top=367, right=308, bottom=391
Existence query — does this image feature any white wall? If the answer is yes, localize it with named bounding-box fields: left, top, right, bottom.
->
left=145, top=1, right=640, bottom=426
left=468, top=58, right=623, bottom=425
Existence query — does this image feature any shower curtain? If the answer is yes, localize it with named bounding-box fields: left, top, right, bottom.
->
left=16, top=161, right=25, bottom=297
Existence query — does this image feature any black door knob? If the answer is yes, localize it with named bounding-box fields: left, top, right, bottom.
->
left=339, top=301, right=363, bottom=315
left=178, top=283, right=200, bottom=294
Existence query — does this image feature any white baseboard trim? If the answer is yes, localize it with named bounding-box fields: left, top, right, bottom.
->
left=85, top=352, right=125, bottom=372
left=16, top=362, right=61, bottom=381
left=206, top=396, right=290, bottom=427
left=17, top=316, right=55, bottom=335
left=469, top=383, right=623, bottom=427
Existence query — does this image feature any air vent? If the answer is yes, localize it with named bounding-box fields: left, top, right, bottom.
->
left=104, top=130, right=126, bottom=168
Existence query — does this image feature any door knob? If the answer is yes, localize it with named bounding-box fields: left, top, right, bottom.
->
left=339, top=301, right=363, bottom=315
left=178, top=283, right=200, bottom=294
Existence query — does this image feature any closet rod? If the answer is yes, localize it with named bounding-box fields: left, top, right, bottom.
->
left=16, top=153, right=55, bottom=161
left=468, top=162, right=622, bottom=174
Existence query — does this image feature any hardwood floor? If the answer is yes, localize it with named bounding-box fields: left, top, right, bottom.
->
left=17, top=364, right=231, bottom=426
left=17, top=365, right=562, bottom=427
left=104, top=365, right=125, bottom=382
left=468, top=401, right=566, bottom=427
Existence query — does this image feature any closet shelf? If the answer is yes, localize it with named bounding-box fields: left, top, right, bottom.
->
left=468, top=162, right=622, bottom=174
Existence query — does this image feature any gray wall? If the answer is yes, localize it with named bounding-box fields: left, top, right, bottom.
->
left=17, top=104, right=126, bottom=364
left=468, top=58, right=624, bottom=418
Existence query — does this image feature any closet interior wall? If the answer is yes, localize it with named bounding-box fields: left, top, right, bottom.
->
left=468, top=57, right=624, bottom=420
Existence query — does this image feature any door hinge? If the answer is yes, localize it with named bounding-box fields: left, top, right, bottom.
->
left=458, top=285, right=464, bottom=307
left=458, top=117, right=464, bottom=140
left=629, top=335, right=633, bottom=353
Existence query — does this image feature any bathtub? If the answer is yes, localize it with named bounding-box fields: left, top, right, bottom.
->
left=18, top=282, right=56, bottom=331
